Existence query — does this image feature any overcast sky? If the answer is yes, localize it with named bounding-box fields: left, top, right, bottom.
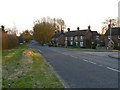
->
left=0, top=0, right=119, bottom=34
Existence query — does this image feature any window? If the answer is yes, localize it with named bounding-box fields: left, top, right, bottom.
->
left=70, top=41, right=73, bottom=45
left=96, top=35, right=99, bottom=40
left=71, top=37, right=73, bottom=40
left=80, top=36, right=83, bottom=40
left=75, top=36, right=77, bottom=40
left=108, top=36, right=110, bottom=39
left=65, top=37, right=67, bottom=40
left=76, top=42, right=78, bottom=46
left=118, top=35, right=120, bottom=39
left=65, top=40, right=67, bottom=44
left=80, top=42, right=83, bottom=47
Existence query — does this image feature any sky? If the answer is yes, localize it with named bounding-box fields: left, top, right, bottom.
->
left=0, top=0, right=119, bottom=34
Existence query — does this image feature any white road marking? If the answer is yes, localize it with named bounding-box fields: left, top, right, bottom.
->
left=62, top=53, right=68, bottom=56
left=98, top=65, right=103, bottom=67
left=64, top=53, right=68, bottom=55
left=38, top=50, right=42, bottom=53
left=89, top=62, right=96, bottom=64
left=83, top=59, right=96, bottom=64
left=107, top=67, right=120, bottom=72
left=70, top=55, right=78, bottom=59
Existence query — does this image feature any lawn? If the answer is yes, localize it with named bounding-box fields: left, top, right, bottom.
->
left=2, top=44, right=64, bottom=88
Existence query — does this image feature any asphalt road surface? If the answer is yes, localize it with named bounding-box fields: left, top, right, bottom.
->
left=29, top=41, right=119, bottom=88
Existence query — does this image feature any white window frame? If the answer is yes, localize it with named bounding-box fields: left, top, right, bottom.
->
left=75, top=36, right=77, bottom=40
left=118, top=35, right=120, bottom=39
left=80, top=42, right=83, bottom=47
left=65, top=37, right=67, bottom=40
left=65, top=40, right=67, bottom=44
left=80, top=36, right=83, bottom=40
left=108, top=36, right=110, bottom=39
left=71, top=37, right=73, bottom=40
left=76, top=42, right=78, bottom=46
left=70, top=41, right=73, bottom=45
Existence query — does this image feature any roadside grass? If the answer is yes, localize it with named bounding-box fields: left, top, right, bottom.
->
left=64, top=46, right=119, bottom=52
left=2, top=44, right=64, bottom=88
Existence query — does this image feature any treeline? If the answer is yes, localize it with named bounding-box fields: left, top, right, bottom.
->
left=1, top=25, right=32, bottom=50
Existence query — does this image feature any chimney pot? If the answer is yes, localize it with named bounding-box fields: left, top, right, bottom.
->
left=108, top=24, right=111, bottom=30
left=77, top=27, right=80, bottom=31
left=1, top=25, right=5, bottom=32
left=88, top=25, right=91, bottom=30
left=67, top=28, right=70, bottom=32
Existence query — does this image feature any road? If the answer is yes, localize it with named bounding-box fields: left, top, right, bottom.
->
left=29, top=41, right=119, bottom=88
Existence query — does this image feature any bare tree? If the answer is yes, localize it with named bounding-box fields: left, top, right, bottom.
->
left=101, top=17, right=120, bottom=35
left=56, top=18, right=66, bottom=31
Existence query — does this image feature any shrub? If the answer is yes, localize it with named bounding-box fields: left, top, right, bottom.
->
left=8, top=34, right=19, bottom=49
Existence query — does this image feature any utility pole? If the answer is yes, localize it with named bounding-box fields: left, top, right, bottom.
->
left=109, top=19, right=114, bottom=48
left=110, top=19, right=112, bottom=44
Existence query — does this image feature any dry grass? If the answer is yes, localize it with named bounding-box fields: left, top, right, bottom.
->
left=2, top=45, right=64, bottom=88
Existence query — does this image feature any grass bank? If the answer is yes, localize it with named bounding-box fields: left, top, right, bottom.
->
left=2, top=44, right=64, bottom=88
left=64, top=46, right=119, bottom=52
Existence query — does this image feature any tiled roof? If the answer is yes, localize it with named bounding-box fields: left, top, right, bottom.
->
left=64, top=31, right=77, bottom=37
left=52, top=32, right=64, bottom=38
left=65, top=29, right=89, bottom=37
left=105, top=27, right=120, bottom=36
left=77, top=30, right=88, bottom=36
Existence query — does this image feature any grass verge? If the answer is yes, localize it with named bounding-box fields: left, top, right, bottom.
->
left=2, top=44, right=64, bottom=88
left=64, top=46, right=119, bottom=52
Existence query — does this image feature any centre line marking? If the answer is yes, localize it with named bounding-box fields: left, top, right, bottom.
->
left=83, top=59, right=96, bottom=64
left=89, top=62, right=96, bottom=64
left=71, top=55, right=78, bottom=59
left=98, top=65, right=103, bottom=67
left=107, top=67, right=120, bottom=72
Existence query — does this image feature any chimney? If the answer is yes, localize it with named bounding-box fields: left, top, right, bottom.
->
left=77, top=27, right=80, bottom=31
left=108, top=24, right=111, bottom=30
left=88, top=25, right=91, bottom=30
left=1, top=25, right=5, bottom=32
left=67, top=28, right=70, bottom=32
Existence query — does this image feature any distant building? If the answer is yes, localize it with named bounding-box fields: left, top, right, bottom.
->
left=105, top=27, right=120, bottom=50
left=64, top=26, right=100, bottom=48
left=51, top=30, right=65, bottom=47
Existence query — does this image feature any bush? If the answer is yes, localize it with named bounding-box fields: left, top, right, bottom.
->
left=8, top=34, right=19, bottom=49
left=1, top=26, right=19, bottom=50
left=114, top=43, right=120, bottom=50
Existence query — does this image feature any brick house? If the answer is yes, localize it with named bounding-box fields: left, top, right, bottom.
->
left=65, top=26, right=100, bottom=48
left=104, top=27, right=120, bottom=49
left=51, top=30, right=65, bottom=47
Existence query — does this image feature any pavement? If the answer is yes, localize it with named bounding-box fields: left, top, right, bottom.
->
left=108, top=52, right=120, bottom=59
left=68, top=46, right=120, bottom=59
